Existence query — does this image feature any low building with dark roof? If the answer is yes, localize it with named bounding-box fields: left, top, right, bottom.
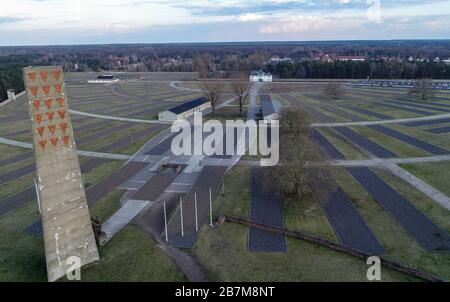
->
left=158, top=97, right=211, bottom=121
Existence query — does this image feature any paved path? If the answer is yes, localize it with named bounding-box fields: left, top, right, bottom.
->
left=0, top=137, right=131, bottom=160
left=169, top=81, right=201, bottom=92
left=312, top=113, right=450, bottom=127
left=381, top=162, right=450, bottom=211
left=102, top=199, right=150, bottom=242
left=69, top=109, right=171, bottom=124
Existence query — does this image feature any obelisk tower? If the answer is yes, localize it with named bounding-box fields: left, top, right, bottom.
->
left=23, top=66, right=99, bottom=282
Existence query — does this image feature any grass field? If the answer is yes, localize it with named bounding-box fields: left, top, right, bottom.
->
left=191, top=166, right=418, bottom=282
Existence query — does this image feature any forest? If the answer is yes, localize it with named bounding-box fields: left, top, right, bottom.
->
left=1, top=40, right=450, bottom=100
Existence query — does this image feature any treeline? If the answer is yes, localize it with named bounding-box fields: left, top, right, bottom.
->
left=0, top=55, right=41, bottom=101
left=270, top=60, right=450, bottom=79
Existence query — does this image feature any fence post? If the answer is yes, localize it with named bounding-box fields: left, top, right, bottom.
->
left=209, top=188, right=213, bottom=227
left=34, top=178, right=41, bottom=214
left=194, top=193, right=198, bottom=232
left=180, top=196, right=184, bottom=237
left=163, top=202, right=168, bottom=242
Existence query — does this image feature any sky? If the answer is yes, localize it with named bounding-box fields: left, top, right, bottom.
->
left=0, top=0, right=449, bottom=46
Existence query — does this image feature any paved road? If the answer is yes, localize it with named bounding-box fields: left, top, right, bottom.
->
left=347, top=167, right=450, bottom=251
left=248, top=167, right=287, bottom=253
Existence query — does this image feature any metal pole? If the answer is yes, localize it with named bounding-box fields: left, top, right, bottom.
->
left=180, top=197, right=184, bottom=237
left=34, top=178, right=41, bottom=213
left=163, top=202, right=168, bottom=242
left=194, top=193, right=198, bottom=232
left=209, top=188, right=213, bottom=227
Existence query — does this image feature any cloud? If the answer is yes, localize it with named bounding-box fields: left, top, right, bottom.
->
left=0, top=16, right=27, bottom=24
left=259, top=15, right=359, bottom=34
left=1, top=0, right=450, bottom=45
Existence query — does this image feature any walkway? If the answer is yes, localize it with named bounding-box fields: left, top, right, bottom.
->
left=69, top=109, right=171, bottom=124
left=0, top=137, right=131, bottom=160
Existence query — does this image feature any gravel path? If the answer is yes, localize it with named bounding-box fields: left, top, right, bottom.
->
left=248, top=167, right=287, bottom=253
left=368, top=125, right=448, bottom=154
left=347, top=166, right=450, bottom=251
left=332, top=127, right=397, bottom=158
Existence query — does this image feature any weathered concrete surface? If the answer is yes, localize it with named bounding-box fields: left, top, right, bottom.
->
left=23, top=66, right=99, bottom=282
left=102, top=199, right=150, bottom=241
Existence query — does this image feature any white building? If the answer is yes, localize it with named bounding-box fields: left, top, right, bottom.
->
left=158, top=97, right=211, bottom=121
left=88, top=74, right=120, bottom=84
left=250, top=70, right=272, bottom=82
left=6, top=89, right=15, bottom=101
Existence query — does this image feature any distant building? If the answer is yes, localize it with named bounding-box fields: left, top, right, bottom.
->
left=88, top=74, right=120, bottom=84
left=250, top=70, right=272, bottom=82
left=6, top=89, right=15, bottom=101
left=442, top=58, right=450, bottom=65
left=336, top=56, right=366, bottom=62
left=158, top=97, right=211, bottom=121
left=314, top=53, right=332, bottom=62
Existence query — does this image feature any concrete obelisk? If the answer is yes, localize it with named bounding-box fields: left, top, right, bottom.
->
left=23, top=66, right=99, bottom=282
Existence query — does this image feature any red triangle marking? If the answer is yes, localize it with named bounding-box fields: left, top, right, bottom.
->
left=48, top=125, right=57, bottom=135
left=35, top=113, right=42, bottom=124
left=54, top=83, right=63, bottom=94
left=27, top=72, right=36, bottom=83
left=37, top=127, right=45, bottom=137
left=30, top=87, right=39, bottom=97
left=50, top=137, right=58, bottom=146
left=46, top=111, right=54, bottom=122
left=57, top=109, right=66, bottom=119
left=32, top=100, right=41, bottom=110
left=63, top=135, right=70, bottom=145
left=39, top=140, right=47, bottom=150
left=40, top=71, right=48, bottom=82
left=44, top=99, right=53, bottom=109
left=52, top=70, right=62, bottom=81
left=56, top=97, right=65, bottom=106
left=42, top=86, right=51, bottom=96
left=60, top=122, right=68, bottom=133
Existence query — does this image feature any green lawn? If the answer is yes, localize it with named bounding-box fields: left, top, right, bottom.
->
left=399, top=161, right=450, bottom=200
left=191, top=166, right=418, bottom=282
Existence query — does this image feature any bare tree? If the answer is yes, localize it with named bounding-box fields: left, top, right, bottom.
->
left=199, top=81, right=223, bottom=115
left=273, top=106, right=332, bottom=199
left=231, top=76, right=251, bottom=117
left=324, top=82, right=344, bottom=100
left=409, top=78, right=435, bottom=101
left=193, top=53, right=214, bottom=79
left=279, top=106, right=311, bottom=138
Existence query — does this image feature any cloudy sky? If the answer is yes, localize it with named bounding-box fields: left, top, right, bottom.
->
left=0, top=0, right=449, bottom=45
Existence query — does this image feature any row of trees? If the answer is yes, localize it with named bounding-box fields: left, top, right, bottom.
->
left=271, top=60, right=450, bottom=79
